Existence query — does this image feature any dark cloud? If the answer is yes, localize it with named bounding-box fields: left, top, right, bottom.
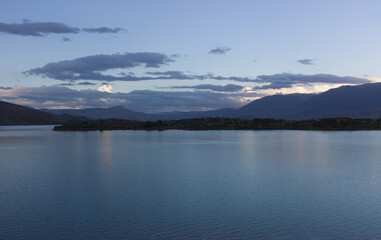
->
left=145, top=71, right=194, bottom=80
left=170, top=84, right=244, bottom=92
left=170, top=54, right=181, bottom=58
left=59, top=83, right=75, bottom=86
left=0, top=87, right=12, bottom=90
left=144, top=72, right=255, bottom=82
left=0, top=21, right=79, bottom=36
left=82, top=27, right=126, bottom=33
left=296, top=59, right=314, bottom=65
left=255, top=73, right=370, bottom=89
left=0, top=20, right=125, bottom=37
left=25, top=52, right=174, bottom=81
left=208, top=75, right=255, bottom=82
left=62, top=36, right=71, bottom=42
left=0, top=86, right=258, bottom=113
left=27, top=60, right=255, bottom=82
left=208, top=47, right=231, bottom=55
left=78, top=81, right=96, bottom=86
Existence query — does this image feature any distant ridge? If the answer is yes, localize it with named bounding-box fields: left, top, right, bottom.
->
left=0, top=101, right=86, bottom=125
left=45, top=106, right=156, bottom=121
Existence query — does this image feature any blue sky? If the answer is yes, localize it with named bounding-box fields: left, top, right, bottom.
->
left=0, top=0, right=380, bottom=112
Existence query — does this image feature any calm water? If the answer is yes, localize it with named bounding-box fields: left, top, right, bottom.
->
left=0, top=126, right=381, bottom=239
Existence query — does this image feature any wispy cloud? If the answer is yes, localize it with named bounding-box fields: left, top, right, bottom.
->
left=0, top=20, right=126, bottom=37
left=254, top=73, right=370, bottom=89
left=62, top=36, right=71, bottom=42
left=208, top=47, right=231, bottom=55
left=78, top=81, right=96, bottom=86
left=170, top=84, right=244, bottom=92
left=296, top=59, right=314, bottom=65
left=82, top=27, right=126, bottom=34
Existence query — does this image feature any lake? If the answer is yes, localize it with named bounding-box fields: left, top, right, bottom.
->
left=1, top=126, right=381, bottom=239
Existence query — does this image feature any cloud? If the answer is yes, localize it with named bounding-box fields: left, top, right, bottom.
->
left=26, top=55, right=256, bottom=82
left=145, top=71, right=193, bottom=80
left=254, top=73, right=370, bottom=89
left=0, top=20, right=126, bottom=37
left=208, top=47, right=231, bottom=55
left=24, top=54, right=371, bottom=90
left=0, top=87, right=12, bottom=90
left=0, top=21, right=79, bottom=36
left=78, top=81, right=96, bottom=86
left=296, top=59, right=314, bottom=65
left=82, top=27, right=126, bottom=33
left=62, top=36, right=71, bottom=42
left=98, top=85, right=112, bottom=93
left=25, top=52, right=174, bottom=81
left=59, top=82, right=95, bottom=86
left=0, top=86, right=258, bottom=113
left=366, top=77, right=381, bottom=83
left=170, top=84, right=244, bottom=92
left=59, top=83, right=75, bottom=86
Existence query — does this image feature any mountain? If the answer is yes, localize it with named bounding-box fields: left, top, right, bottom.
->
left=0, top=101, right=87, bottom=125
left=45, top=106, right=157, bottom=121
left=155, top=108, right=237, bottom=120
left=235, top=83, right=381, bottom=119
left=236, top=94, right=313, bottom=119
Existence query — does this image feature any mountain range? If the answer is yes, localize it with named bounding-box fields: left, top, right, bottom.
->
left=160, top=82, right=381, bottom=120
left=1, top=83, right=381, bottom=125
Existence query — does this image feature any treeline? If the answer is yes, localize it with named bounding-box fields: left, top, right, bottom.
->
left=53, top=117, right=381, bottom=131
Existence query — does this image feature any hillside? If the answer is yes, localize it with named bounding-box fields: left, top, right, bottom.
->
left=0, top=101, right=86, bottom=125
left=235, top=83, right=381, bottom=119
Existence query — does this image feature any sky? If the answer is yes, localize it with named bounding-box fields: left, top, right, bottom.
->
left=0, top=0, right=380, bottom=113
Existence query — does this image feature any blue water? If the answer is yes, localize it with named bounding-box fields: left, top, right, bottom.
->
left=0, top=126, right=381, bottom=239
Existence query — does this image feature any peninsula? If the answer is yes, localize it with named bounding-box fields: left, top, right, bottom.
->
left=53, top=118, right=381, bottom=131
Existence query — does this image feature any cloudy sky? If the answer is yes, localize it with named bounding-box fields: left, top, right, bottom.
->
left=1, top=0, right=380, bottom=113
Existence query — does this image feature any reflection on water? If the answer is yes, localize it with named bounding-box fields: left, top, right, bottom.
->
left=1, top=126, right=381, bottom=239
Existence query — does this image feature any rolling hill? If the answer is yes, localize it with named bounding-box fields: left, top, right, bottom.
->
left=0, top=101, right=87, bottom=125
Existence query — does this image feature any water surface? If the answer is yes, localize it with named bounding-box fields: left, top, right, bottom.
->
left=1, top=126, right=381, bottom=239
